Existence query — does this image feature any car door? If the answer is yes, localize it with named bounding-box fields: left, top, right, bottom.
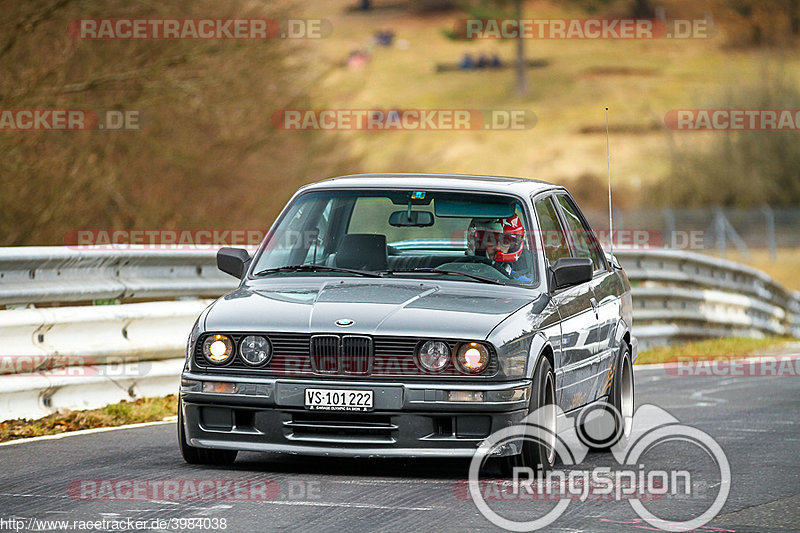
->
left=554, top=193, right=619, bottom=402
left=533, top=195, right=597, bottom=412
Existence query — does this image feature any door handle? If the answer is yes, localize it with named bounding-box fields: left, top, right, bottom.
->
left=590, top=297, right=599, bottom=318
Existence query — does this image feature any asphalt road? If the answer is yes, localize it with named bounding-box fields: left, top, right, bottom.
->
left=1, top=362, right=798, bottom=533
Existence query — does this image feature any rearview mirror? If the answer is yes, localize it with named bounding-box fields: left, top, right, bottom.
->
left=389, top=210, right=434, bottom=227
left=550, top=257, right=592, bottom=290
left=217, top=247, right=251, bottom=279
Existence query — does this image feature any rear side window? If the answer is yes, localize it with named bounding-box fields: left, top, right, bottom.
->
left=555, top=194, right=605, bottom=272
left=534, top=197, right=571, bottom=266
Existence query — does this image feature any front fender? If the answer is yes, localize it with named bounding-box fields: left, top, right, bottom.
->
left=613, top=317, right=629, bottom=352
left=525, top=331, right=552, bottom=380
left=486, top=293, right=556, bottom=380
left=614, top=311, right=638, bottom=364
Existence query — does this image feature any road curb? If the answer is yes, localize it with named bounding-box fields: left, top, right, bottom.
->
left=0, top=416, right=177, bottom=447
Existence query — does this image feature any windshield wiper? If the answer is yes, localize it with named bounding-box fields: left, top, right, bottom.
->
left=254, top=264, right=384, bottom=278
left=384, top=268, right=505, bottom=285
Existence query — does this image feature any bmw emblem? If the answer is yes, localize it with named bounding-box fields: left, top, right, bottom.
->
left=335, top=318, right=355, bottom=327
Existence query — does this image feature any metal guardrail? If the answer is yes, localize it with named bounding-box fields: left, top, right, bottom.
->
left=0, top=246, right=798, bottom=420
left=0, top=246, right=237, bottom=305
left=0, top=299, right=213, bottom=420
left=617, top=249, right=800, bottom=346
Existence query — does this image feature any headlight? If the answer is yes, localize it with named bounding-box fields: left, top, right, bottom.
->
left=417, top=340, right=450, bottom=372
left=202, top=334, right=234, bottom=365
left=239, top=335, right=271, bottom=366
left=454, top=342, right=490, bottom=374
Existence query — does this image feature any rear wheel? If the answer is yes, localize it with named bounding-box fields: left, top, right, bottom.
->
left=579, top=343, right=634, bottom=451
left=178, top=399, right=238, bottom=465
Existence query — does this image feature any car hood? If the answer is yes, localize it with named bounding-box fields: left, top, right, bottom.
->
left=203, top=279, right=536, bottom=340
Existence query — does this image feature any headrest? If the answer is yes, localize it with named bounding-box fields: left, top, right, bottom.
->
left=335, top=234, right=388, bottom=271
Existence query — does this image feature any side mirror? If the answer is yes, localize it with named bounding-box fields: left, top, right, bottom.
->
left=550, top=257, right=592, bottom=290
left=217, top=247, right=251, bottom=279
left=389, top=210, right=434, bottom=227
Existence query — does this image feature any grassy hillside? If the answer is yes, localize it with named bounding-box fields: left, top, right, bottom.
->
left=299, top=0, right=800, bottom=205
left=2, top=0, right=798, bottom=273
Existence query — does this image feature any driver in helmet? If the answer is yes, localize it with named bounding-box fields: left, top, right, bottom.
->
left=467, top=215, right=531, bottom=281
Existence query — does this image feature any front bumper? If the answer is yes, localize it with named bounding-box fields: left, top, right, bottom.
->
left=180, top=372, right=531, bottom=458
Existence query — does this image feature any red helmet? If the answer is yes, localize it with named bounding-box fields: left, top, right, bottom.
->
left=467, top=214, right=525, bottom=262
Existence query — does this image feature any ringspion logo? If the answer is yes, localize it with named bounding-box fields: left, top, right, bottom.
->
left=467, top=404, right=730, bottom=531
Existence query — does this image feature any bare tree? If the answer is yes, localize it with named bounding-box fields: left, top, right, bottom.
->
left=0, top=0, right=359, bottom=245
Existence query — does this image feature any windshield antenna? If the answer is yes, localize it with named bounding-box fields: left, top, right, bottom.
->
left=605, top=107, right=614, bottom=264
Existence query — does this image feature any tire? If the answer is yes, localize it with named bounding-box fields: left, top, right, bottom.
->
left=579, top=343, right=634, bottom=452
left=517, top=355, right=558, bottom=473
left=178, top=399, right=238, bottom=466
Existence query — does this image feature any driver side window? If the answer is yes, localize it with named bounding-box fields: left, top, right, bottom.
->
left=534, top=197, right=571, bottom=266
left=555, top=194, right=605, bottom=272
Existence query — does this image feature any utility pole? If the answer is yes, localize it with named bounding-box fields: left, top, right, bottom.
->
left=514, top=0, right=527, bottom=95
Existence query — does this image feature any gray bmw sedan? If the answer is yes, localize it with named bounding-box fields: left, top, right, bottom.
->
left=178, top=174, right=637, bottom=470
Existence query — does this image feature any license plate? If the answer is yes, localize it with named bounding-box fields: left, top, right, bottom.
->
left=304, top=388, right=374, bottom=412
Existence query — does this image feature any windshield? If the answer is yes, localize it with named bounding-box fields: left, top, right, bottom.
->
left=251, top=189, right=538, bottom=286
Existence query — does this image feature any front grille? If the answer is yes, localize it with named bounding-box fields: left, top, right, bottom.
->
left=310, top=335, right=340, bottom=373
left=310, top=335, right=372, bottom=375
left=342, top=336, right=372, bottom=375
left=193, top=333, right=497, bottom=378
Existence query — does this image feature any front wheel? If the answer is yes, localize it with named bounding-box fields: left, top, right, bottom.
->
left=178, top=399, right=238, bottom=465
left=516, top=355, right=557, bottom=472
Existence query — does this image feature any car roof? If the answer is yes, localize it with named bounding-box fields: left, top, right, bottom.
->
left=298, top=173, right=563, bottom=196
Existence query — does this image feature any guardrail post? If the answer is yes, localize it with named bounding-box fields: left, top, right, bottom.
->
left=762, top=205, right=776, bottom=261
left=662, top=208, right=675, bottom=249
left=714, top=208, right=726, bottom=257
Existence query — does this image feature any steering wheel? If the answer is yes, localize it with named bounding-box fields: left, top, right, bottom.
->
left=451, top=255, right=493, bottom=266
left=439, top=257, right=512, bottom=280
